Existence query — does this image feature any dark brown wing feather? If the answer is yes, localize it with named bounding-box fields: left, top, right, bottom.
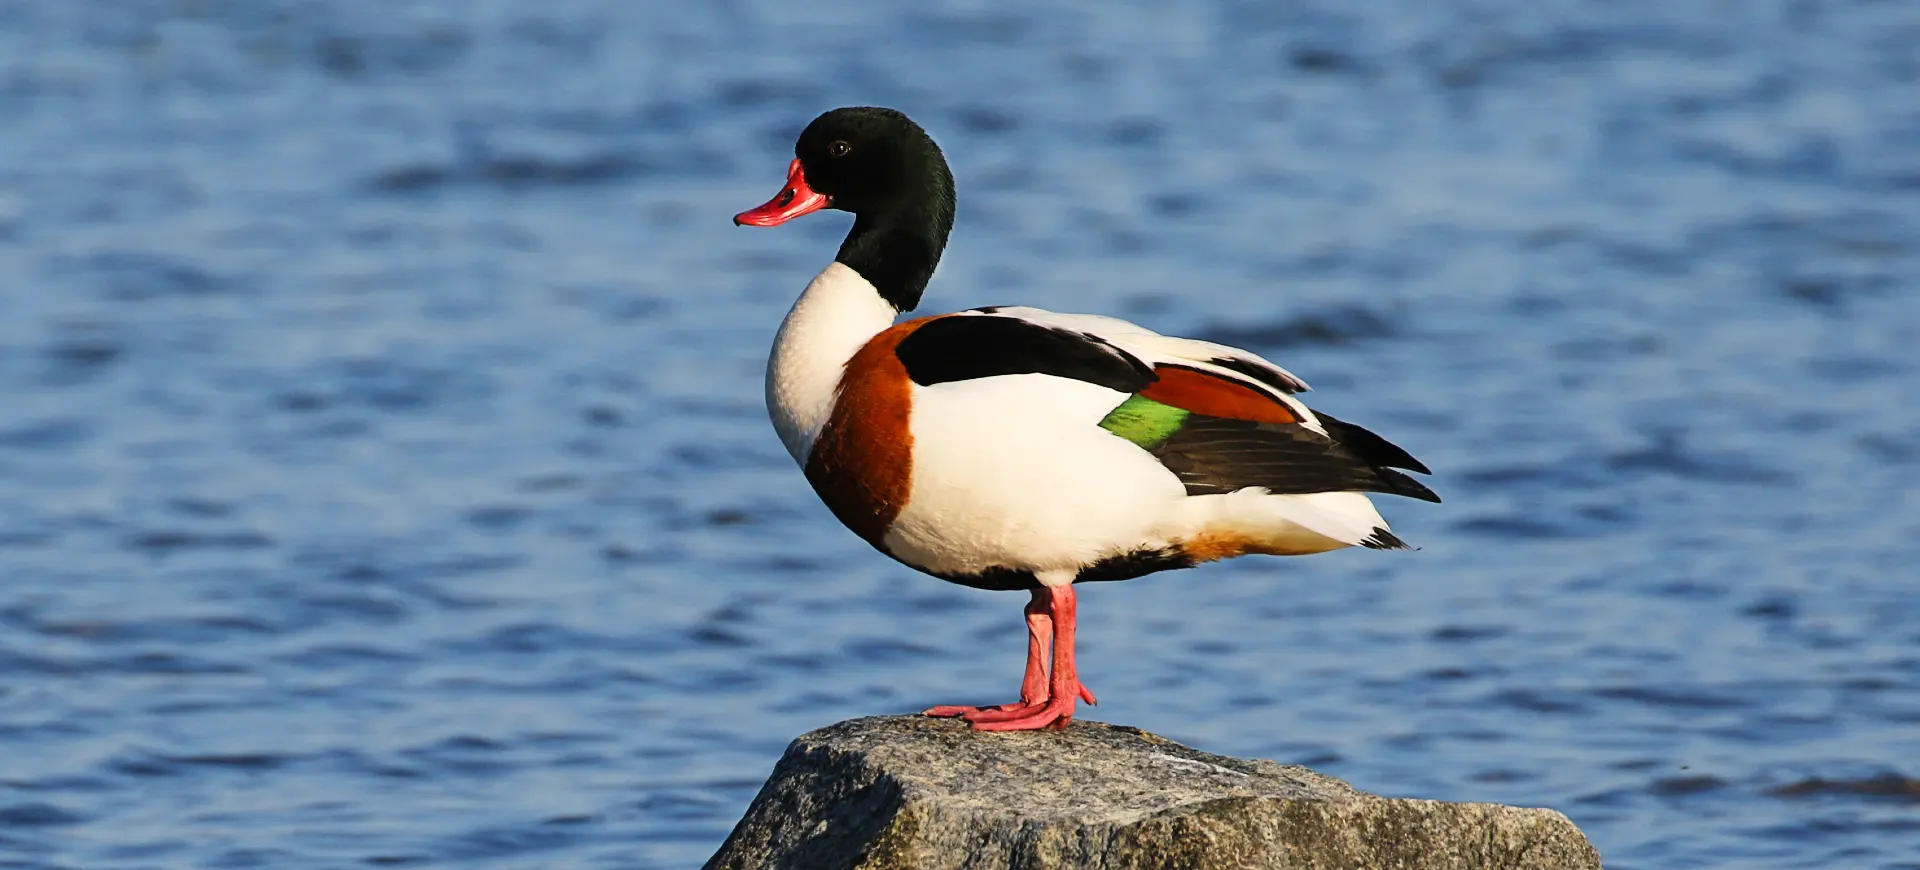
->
left=1149, top=413, right=1440, bottom=503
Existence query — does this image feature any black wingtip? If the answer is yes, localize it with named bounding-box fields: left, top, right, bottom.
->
left=1312, top=411, right=1432, bottom=475
left=1376, top=469, right=1442, bottom=503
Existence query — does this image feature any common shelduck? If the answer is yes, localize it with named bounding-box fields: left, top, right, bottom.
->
left=735, top=107, right=1439, bottom=731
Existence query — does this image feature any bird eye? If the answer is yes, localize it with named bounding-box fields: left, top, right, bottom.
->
left=828, top=140, right=851, bottom=158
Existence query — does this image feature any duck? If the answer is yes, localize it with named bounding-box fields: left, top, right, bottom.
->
left=735, top=106, right=1438, bottom=732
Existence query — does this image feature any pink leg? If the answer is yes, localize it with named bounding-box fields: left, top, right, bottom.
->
left=925, top=590, right=1051, bottom=717
left=962, top=584, right=1091, bottom=731
left=924, top=586, right=1096, bottom=723
left=1014, top=597, right=1098, bottom=707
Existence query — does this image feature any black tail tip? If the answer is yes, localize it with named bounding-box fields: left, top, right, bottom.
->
left=1360, top=528, right=1413, bottom=550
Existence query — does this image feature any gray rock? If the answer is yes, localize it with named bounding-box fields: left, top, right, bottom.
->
left=704, top=716, right=1600, bottom=870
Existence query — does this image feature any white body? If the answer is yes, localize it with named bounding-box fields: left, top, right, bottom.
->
left=767, top=265, right=1395, bottom=584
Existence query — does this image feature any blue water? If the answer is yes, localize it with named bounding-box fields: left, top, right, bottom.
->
left=1, top=2, right=1917, bottom=868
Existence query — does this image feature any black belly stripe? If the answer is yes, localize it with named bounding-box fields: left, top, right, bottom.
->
left=926, top=546, right=1197, bottom=591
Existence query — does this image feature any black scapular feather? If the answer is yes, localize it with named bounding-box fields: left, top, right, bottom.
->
left=894, top=316, right=1156, bottom=393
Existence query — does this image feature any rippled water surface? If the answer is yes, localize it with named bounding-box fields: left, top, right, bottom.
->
left=3, top=2, right=1918, bottom=868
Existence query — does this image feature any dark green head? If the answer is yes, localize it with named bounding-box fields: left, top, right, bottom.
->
left=735, top=107, right=956, bottom=312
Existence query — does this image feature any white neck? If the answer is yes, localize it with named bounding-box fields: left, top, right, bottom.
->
left=765, top=262, right=900, bottom=463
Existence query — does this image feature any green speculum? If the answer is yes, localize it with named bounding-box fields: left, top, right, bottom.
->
left=1098, top=395, right=1189, bottom=450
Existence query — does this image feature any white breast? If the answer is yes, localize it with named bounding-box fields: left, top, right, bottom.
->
left=765, top=263, right=899, bottom=463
